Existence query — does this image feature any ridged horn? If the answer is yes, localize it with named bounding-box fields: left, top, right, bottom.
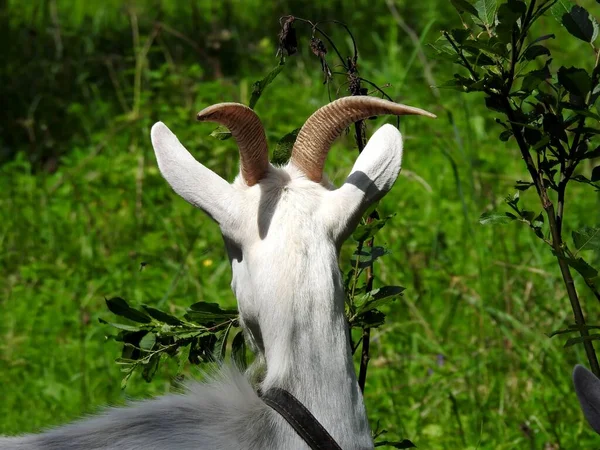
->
left=197, top=103, right=269, bottom=186
left=290, top=96, right=436, bottom=182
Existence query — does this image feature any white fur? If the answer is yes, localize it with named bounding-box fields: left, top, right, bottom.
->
left=1, top=122, right=405, bottom=449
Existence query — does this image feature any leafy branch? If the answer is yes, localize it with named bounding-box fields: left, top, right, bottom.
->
left=434, top=0, right=600, bottom=375
left=101, top=297, right=244, bottom=388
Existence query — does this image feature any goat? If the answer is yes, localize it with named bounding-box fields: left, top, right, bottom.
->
left=573, top=364, right=600, bottom=435
left=0, top=96, right=435, bottom=449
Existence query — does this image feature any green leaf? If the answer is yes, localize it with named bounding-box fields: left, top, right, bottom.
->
left=550, top=0, right=572, bottom=23
left=215, top=320, right=235, bottom=361
left=231, top=330, right=247, bottom=370
left=188, top=333, right=219, bottom=364
left=210, top=126, right=232, bottom=141
left=142, top=353, right=161, bottom=382
left=351, top=309, right=386, bottom=328
left=498, top=0, right=526, bottom=25
left=582, top=145, right=600, bottom=160
left=546, top=323, right=600, bottom=338
left=428, top=43, right=461, bottom=63
left=532, top=212, right=544, bottom=227
left=272, top=128, right=300, bottom=165
left=530, top=34, right=555, bottom=45
left=479, top=211, right=516, bottom=225
left=561, top=5, right=598, bottom=43
left=363, top=202, right=380, bottom=218
left=496, top=0, right=527, bottom=43
left=573, top=227, right=600, bottom=251
left=464, top=47, right=496, bottom=66
left=569, top=110, right=600, bottom=121
left=121, top=371, right=133, bottom=389
left=185, top=302, right=238, bottom=324
left=506, top=191, right=520, bottom=207
left=515, top=180, right=534, bottom=191
left=520, top=210, right=536, bottom=222
left=564, top=334, right=600, bottom=348
left=546, top=327, right=576, bottom=338
left=523, top=45, right=550, bottom=61
left=98, top=318, right=145, bottom=332
left=355, top=286, right=405, bottom=314
left=106, top=297, right=152, bottom=324
left=352, top=215, right=395, bottom=242
left=523, top=127, right=543, bottom=147
left=565, top=255, right=599, bottom=279
left=450, top=0, right=479, bottom=17
left=543, top=113, right=568, bottom=143
left=485, top=95, right=507, bottom=113
left=249, top=63, right=285, bottom=109
left=344, top=266, right=358, bottom=293
left=558, top=66, right=591, bottom=97
left=521, top=64, right=551, bottom=91
left=453, top=74, right=478, bottom=91
left=577, top=127, right=600, bottom=136
left=351, top=246, right=390, bottom=269
left=141, top=305, right=184, bottom=326
left=572, top=174, right=600, bottom=190
left=475, top=0, right=497, bottom=26
left=139, top=332, right=156, bottom=351
left=451, top=28, right=471, bottom=45
left=463, top=38, right=508, bottom=57
left=177, top=343, right=192, bottom=374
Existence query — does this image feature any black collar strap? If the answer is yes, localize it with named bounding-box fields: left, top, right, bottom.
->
left=260, top=388, right=343, bottom=450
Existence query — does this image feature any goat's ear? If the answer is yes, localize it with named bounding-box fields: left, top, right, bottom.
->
left=573, top=364, right=600, bottom=434
left=151, top=122, right=239, bottom=226
left=323, top=124, right=402, bottom=242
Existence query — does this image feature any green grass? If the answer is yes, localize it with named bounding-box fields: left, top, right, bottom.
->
left=2, top=1, right=600, bottom=448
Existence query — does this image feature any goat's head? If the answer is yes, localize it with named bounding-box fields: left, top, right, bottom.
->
left=150, top=97, right=434, bottom=363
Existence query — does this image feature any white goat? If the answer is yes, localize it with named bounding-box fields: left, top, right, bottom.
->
left=1, top=96, right=434, bottom=449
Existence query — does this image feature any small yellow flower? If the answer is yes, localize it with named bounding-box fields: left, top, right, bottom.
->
left=203, top=259, right=213, bottom=267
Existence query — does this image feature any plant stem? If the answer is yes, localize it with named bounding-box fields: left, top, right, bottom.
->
left=358, top=327, right=371, bottom=393
left=546, top=203, right=599, bottom=376
left=504, top=99, right=600, bottom=376
left=354, top=116, right=375, bottom=393
left=443, top=32, right=479, bottom=81
left=358, top=231, right=375, bottom=393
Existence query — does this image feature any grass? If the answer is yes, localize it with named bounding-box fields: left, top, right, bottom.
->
left=2, top=1, right=600, bottom=448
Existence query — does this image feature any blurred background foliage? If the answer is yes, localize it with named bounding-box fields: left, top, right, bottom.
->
left=1, top=0, right=600, bottom=448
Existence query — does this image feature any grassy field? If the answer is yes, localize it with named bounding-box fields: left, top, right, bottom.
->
left=2, top=1, right=600, bottom=448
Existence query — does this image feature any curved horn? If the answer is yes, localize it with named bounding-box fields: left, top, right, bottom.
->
left=197, top=103, right=269, bottom=186
left=290, top=96, right=436, bottom=182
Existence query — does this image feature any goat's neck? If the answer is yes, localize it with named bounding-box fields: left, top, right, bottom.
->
left=256, top=263, right=372, bottom=447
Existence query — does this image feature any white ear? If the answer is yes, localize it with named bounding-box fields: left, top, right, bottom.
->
left=323, top=124, right=403, bottom=242
left=573, top=364, right=600, bottom=434
left=151, top=122, right=239, bottom=226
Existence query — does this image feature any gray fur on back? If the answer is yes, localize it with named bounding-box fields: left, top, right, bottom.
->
left=0, top=366, right=305, bottom=450
left=573, top=364, right=600, bottom=435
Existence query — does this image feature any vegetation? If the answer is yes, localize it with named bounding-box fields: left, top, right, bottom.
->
left=1, top=0, right=600, bottom=448
left=433, top=0, right=600, bottom=377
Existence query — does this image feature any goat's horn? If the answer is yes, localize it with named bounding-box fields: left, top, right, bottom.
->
left=197, top=103, right=269, bottom=186
left=290, top=96, right=436, bottom=182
